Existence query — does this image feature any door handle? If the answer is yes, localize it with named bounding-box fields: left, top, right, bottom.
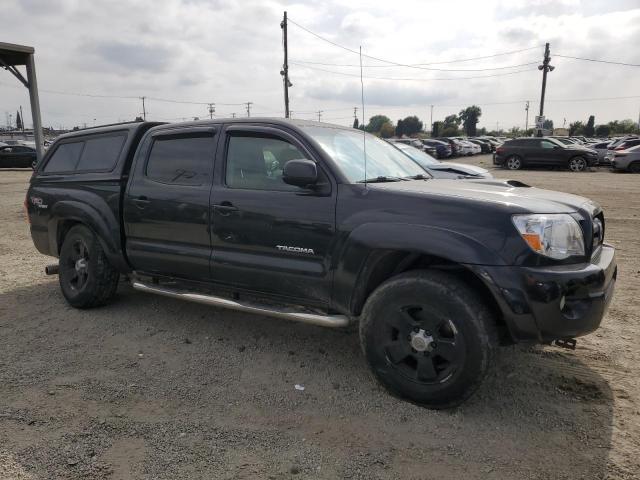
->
left=131, top=195, right=150, bottom=208
left=213, top=201, right=238, bottom=216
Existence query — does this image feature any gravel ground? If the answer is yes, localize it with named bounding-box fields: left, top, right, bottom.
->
left=1, top=157, right=638, bottom=479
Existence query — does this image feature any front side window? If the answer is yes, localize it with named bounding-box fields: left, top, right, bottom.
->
left=540, top=140, right=556, bottom=149
left=44, top=142, right=84, bottom=172
left=146, top=134, right=215, bottom=186
left=302, top=126, right=424, bottom=182
left=225, top=135, right=307, bottom=191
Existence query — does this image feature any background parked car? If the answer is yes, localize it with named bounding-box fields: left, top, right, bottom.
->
left=389, top=138, right=438, bottom=158
left=434, top=137, right=461, bottom=156
left=591, top=141, right=612, bottom=165
left=494, top=137, right=598, bottom=172
left=608, top=144, right=640, bottom=173
left=421, top=139, right=452, bottom=158
left=0, top=144, right=37, bottom=168
left=467, top=138, right=493, bottom=153
left=393, top=143, right=492, bottom=179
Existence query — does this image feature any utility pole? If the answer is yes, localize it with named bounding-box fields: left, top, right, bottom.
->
left=245, top=102, right=253, bottom=117
left=353, top=107, right=358, bottom=121
left=317, top=110, right=322, bottom=122
left=537, top=43, right=554, bottom=136
left=208, top=103, right=215, bottom=119
left=525, top=101, right=530, bottom=132
left=430, top=104, right=434, bottom=136
left=231, top=112, right=236, bottom=119
left=19, top=105, right=24, bottom=133
left=140, top=96, right=147, bottom=120
left=280, top=11, right=291, bottom=118
left=496, top=121, right=499, bottom=133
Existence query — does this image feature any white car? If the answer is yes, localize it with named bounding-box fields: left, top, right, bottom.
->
left=454, top=140, right=481, bottom=156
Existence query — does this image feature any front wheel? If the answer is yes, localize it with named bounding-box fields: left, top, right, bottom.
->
left=359, top=270, right=497, bottom=409
left=59, top=225, right=119, bottom=308
left=568, top=156, right=587, bottom=172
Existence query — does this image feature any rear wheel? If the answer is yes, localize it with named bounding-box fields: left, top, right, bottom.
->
left=629, top=162, right=640, bottom=173
left=359, top=270, right=497, bottom=409
left=505, top=155, right=522, bottom=170
left=59, top=225, right=119, bottom=308
left=568, top=156, right=587, bottom=172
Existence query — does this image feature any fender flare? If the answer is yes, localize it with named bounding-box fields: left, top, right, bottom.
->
left=48, top=200, right=130, bottom=272
left=332, top=223, right=507, bottom=314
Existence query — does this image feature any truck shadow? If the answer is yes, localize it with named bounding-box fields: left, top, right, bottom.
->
left=0, top=280, right=616, bottom=479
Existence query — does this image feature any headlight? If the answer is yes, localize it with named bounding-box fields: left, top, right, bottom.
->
left=512, top=214, right=585, bottom=259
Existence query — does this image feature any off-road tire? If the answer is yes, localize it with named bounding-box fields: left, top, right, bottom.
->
left=59, top=224, right=119, bottom=308
left=359, top=270, right=497, bottom=409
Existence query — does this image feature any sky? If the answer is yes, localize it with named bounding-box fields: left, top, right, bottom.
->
left=1, top=0, right=639, bottom=132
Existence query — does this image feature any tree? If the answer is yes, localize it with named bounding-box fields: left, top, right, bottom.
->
left=459, top=105, right=482, bottom=136
left=365, top=115, right=391, bottom=134
left=432, top=121, right=443, bottom=137
left=585, top=115, right=595, bottom=136
left=595, top=124, right=610, bottom=137
left=441, top=114, right=460, bottom=136
left=134, top=116, right=144, bottom=122
left=352, top=117, right=359, bottom=129
left=569, top=121, right=584, bottom=136
left=542, top=119, right=554, bottom=130
left=396, top=119, right=404, bottom=137
left=16, top=110, right=23, bottom=131
left=379, top=122, right=395, bottom=138
left=477, top=127, right=487, bottom=136
left=399, top=116, right=423, bottom=136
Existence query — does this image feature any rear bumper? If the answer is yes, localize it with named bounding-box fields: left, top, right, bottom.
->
left=467, top=244, right=617, bottom=342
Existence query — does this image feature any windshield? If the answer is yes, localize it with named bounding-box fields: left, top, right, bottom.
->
left=395, top=144, right=439, bottom=167
left=302, top=126, right=424, bottom=182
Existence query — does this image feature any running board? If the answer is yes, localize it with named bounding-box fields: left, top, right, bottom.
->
left=131, top=281, right=350, bottom=328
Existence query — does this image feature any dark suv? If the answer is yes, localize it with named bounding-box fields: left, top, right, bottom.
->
left=494, top=137, right=598, bottom=172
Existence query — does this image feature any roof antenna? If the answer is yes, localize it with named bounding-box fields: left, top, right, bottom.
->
left=359, top=46, right=367, bottom=190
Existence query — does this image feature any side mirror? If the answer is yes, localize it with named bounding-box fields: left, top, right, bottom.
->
left=283, top=159, right=318, bottom=188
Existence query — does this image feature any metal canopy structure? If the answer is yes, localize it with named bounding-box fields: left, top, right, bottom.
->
left=0, top=42, right=44, bottom=161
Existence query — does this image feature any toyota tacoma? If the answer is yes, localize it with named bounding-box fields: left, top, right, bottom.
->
left=25, top=119, right=617, bottom=408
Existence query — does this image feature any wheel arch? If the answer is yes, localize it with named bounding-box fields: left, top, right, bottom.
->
left=49, top=201, right=130, bottom=272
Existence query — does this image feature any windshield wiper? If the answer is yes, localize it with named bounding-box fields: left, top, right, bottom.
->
left=403, top=174, right=430, bottom=180
left=357, top=176, right=407, bottom=183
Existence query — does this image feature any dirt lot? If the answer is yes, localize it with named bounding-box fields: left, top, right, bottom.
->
left=1, top=157, right=639, bottom=479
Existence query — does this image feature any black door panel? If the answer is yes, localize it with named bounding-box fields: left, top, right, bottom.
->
left=211, top=127, right=336, bottom=306
left=124, top=128, right=218, bottom=280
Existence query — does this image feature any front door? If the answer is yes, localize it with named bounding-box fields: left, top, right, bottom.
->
left=210, top=125, right=337, bottom=307
left=124, top=127, right=218, bottom=280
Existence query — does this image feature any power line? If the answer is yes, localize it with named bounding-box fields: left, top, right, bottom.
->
left=290, top=61, right=538, bottom=81
left=555, top=54, right=640, bottom=67
left=288, top=17, right=543, bottom=71
left=289, top=59, right=540, bottom=72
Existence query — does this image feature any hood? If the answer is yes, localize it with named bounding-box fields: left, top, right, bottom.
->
left=369, top=178, right=597, bottom=214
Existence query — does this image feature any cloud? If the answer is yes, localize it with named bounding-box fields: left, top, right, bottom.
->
left=89, top=41, right=176, bottom=73
left=1, top=0, right=639, bottom=129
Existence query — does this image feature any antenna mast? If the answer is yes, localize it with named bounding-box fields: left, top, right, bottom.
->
left=359, top=46, right=367, bottom=189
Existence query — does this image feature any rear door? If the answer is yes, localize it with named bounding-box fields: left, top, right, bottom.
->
left=124, top=127, right=218, bottom=280
left=209, top=124, right=337, bottom=307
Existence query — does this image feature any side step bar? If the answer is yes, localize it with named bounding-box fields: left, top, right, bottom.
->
left=131, top=280, right=350, bottom=328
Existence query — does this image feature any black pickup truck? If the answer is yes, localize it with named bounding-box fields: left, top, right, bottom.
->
left=26, top=119, right=617, bottom=408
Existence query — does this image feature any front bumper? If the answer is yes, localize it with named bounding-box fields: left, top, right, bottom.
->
left=468, top=244, right=617, bottom=342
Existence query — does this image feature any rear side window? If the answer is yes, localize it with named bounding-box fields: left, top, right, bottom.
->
left=43, top=142, right=84, bottom=172
left=146, top=134, right=215, bottom=186
left=76, top=135, right=126, bottom=171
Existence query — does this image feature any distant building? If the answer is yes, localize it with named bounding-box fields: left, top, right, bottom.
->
left=553, top=128, right=569, bottom=136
